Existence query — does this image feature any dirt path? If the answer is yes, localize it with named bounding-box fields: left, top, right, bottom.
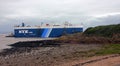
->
left=84, top=56, right=120, bottom=66
left=60, top=54, right=120, bottom=66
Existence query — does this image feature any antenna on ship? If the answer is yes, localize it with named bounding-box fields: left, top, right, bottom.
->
left=22, top=23, right=25, bottom=27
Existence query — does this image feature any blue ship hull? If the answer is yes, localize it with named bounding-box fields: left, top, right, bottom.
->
left=14, top=27, right=83, bottom=38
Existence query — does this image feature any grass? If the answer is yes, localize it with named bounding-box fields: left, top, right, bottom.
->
left=70, top=44, right=120, bottom=58
left=95, top=44, right=120, bottom=55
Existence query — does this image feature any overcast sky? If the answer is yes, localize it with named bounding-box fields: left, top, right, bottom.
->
left=0, top=0, right=120, bottom=33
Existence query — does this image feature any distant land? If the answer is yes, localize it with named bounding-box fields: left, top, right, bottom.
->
left=0, top=30, right=13, bottom=34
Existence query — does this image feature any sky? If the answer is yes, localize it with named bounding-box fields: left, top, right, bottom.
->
left=0, top=0, right=120, bottom=33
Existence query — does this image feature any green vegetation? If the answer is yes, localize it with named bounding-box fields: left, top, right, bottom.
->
left=71, top=44, right=120, bottom=58
left=84, top=24, right=120, bottom=37
left=95, top=44, right=120, bottom=55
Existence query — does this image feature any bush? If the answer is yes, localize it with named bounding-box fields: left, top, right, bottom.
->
left=84, top=24, right=120, bottom=37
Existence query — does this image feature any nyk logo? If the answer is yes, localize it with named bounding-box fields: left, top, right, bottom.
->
left=19, top=30, right=28, bottom=33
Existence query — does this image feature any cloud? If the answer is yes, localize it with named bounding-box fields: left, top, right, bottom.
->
left=0, top=0, right=120, bottom=33
left=87, top=14, right=120, bottom=27
left=1, top=0, right=120, bottom=18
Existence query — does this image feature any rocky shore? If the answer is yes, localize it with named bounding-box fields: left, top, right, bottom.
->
left=0, top=41, right=102, bottom=66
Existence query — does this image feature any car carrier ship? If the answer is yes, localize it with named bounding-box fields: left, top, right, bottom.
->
left=14, top=22, right=83, bottom=38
